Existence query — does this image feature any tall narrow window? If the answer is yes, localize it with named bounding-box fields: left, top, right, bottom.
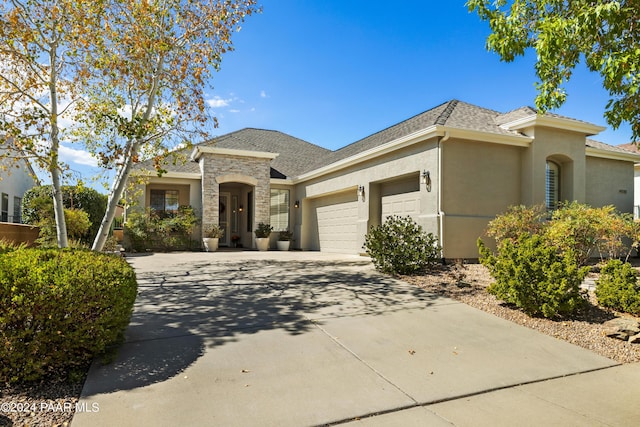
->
left=546, top=161, right=560, bottom=213
left=13, top=196, right=21, bottom=223
left=270, top=189, right=289, bottom=231
left=1, top=193, right=8, bottom=222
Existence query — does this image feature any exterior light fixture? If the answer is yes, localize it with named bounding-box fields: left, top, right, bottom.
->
left=357, top=185, right=365, bottom=201
left=294, top=200, right=300, bottom=208
left=238, top=205, right=244, bottom=212
left=421, top=170, right=431, bottom=192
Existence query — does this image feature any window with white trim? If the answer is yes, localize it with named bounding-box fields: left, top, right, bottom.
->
left=270, top=189, right=289, bottom=231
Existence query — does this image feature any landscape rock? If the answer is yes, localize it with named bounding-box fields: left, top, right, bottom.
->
left=602, top=318, right=640, bottom=341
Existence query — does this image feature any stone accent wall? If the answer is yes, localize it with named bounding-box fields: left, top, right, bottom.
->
left=199, top=153, right=272, bottom=236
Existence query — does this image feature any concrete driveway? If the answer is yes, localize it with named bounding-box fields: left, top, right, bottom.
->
left=73, top=251, right=637, bottom=426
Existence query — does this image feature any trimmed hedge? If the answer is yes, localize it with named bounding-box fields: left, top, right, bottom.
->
left=479, top=234, right=588, bottom=318
left=596, top=259, right=640, bottom=315
left=0, top=248, right=137, bottom=383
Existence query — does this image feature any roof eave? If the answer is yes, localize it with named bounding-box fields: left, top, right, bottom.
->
left=501, top=115, right=605, bottom=136
left=191, top=146, right=279, bottom=161
left=586, top=146, right=640, bottom=162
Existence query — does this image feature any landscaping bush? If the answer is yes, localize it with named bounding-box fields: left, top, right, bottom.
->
left=124, top=206, right=199, bottom=251
left=595, top=259, right=640, bottom=315
left=0, top=248, right=137, bottom=383
left=363, top=215, right=441, bottom=275
left=478, top=234, right=588, bottom=318
left=485, top=204, right=546, bottom=243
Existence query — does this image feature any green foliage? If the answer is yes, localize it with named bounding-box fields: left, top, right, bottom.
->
left=278, top=230, right=293, bottom=241
left=124, top=206, right=199, bottom=251
left=254, top=222, right=273, bottom=238
left=596, top=259, right=640, bottom=315
left=479, top=234, right=588, bottom=318
left=36, top=208, right=92, bottom=247
left=363, top=215, right=441, bottom=275
left=0, top=248, right=137, bottom=383
left=203, top=224, right=224, bottom=238
left=468, top=0, right=640, bottom=140
left=22, top=185, right=107, bottom=244
left=485, top=204, right=546, bottom=243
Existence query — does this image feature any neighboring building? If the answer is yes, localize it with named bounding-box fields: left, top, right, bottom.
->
left=131, top=99, right=640, bottom=259
left=617, top=142, right=640, bottom=218
left=0, top=144, right=38, bottom=224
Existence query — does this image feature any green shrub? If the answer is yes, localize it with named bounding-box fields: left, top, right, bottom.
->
left=124, top=206, right=198, bottom=251
left=485, top=204, right=546, bottom=243
left=0, top=248, right=137, bottom=383
left=478, top=234, right=588, bottom=318
left=364, top=215, right=441, bottom=275
left=595, top=259, right=640, bottom=315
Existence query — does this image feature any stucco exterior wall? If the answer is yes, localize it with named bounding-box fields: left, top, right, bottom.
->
left=520, top=127, right=586, bottom=205
left=297, top=138, right=439, bottom=252
left=585, top=156, right=634, bottom=213
left=440, top=138, right=523, bottom=258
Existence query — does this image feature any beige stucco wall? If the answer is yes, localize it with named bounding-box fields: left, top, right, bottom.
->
left=440, top=138, right=523, bottom=258
left=520, top=127, right=586, bottom=205
left=585, top=156, right=634, bottom=213
left=297, top=138, right=440, bottom=252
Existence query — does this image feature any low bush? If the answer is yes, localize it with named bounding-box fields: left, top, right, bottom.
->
left=364, top=215, right=441, bottom=275
left=0, top=248, right=137, bottom=383
left=478, top=234, right=588, bottom=318
left=595, top=259, right=640, bottom=315
left=125, top=206, right=199, bottom=251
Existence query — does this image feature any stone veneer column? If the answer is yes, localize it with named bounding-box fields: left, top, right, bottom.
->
left=198, top=152, right=273, bottom=236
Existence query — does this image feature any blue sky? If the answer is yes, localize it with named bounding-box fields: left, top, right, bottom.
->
left=59, top=0, right=633, bottom=189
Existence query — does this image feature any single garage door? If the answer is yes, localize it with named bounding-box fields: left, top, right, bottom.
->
left=381, top=191, right=420, bottom=221
left=314, top=192, right=359, bottom=253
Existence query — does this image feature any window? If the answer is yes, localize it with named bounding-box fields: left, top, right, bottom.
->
left=1, top=193, right=8, bottom=222
left=150, top=190, right=179, bottom=215
left=270, top=189, right=289, bottom=231
left=13, top=196, right=21, bottom=223
left=546, top=161, right=560, bottom=213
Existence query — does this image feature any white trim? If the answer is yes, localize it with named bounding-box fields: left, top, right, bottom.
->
left=294, top=125, right=532, bottom=183
left=155, top=172, right=202, bottom=180
left=270, top=178, right=294, bottom=185
left=191, top=146, right=279, bottom=161
left=586, top=147, right=640, bottom=162
left=501, top=115, right=605, bottom=135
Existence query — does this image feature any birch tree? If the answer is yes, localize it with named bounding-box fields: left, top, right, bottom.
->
left=468, top=0, right=640, bottom=141
left=0, top=0, right=95, bottom=247
left=77, top=0, right=258, bottom=251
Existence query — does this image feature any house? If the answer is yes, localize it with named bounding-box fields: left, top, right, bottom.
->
left=131, top=99, right=640, bottom=259
left=616, top=142, right=640, bottom=218
left=0, top=144, right=38, bottom=224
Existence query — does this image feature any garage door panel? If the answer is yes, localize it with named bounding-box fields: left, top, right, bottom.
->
left=381, top=191, right=420, bottom=221
left=314, top=193, right=358, bottom=253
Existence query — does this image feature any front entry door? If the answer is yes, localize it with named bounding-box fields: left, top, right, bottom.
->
left=219, top=192, right=230, bottom=246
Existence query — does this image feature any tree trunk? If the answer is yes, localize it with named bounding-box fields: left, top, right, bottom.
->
left=49, top=42, right=68, bottom=248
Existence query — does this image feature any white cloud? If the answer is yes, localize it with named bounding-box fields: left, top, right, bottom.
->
left=207, top=96, right=231, bottom=108
left=260, top=90, right=267, bottom=98
left=59, top=144, right=98, bottom=167
left=229, top=109, right=240, bottom=113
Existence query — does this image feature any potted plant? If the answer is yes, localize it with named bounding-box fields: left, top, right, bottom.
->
left=254, top=222, right=272, bottom=251
left=277, top=230, right=293, bottom=251
left=203, top=224, right=224, bottom=252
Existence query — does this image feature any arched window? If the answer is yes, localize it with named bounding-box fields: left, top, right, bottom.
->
left=546, top=160, right=560, bottom=212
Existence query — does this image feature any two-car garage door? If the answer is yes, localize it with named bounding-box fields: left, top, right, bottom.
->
left=313, top=192, right=359, bottom=253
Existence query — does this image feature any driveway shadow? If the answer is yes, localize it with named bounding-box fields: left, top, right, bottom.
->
left=82, top=257, right=441, bottom=395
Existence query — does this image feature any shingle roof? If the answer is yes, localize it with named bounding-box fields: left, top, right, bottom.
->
left=588, top=139, right=640, bottom=155
left=141, top=99, right=633, bottom=178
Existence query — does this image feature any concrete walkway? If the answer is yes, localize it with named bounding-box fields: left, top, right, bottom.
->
left=73, top=251, right=640, bottom=426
